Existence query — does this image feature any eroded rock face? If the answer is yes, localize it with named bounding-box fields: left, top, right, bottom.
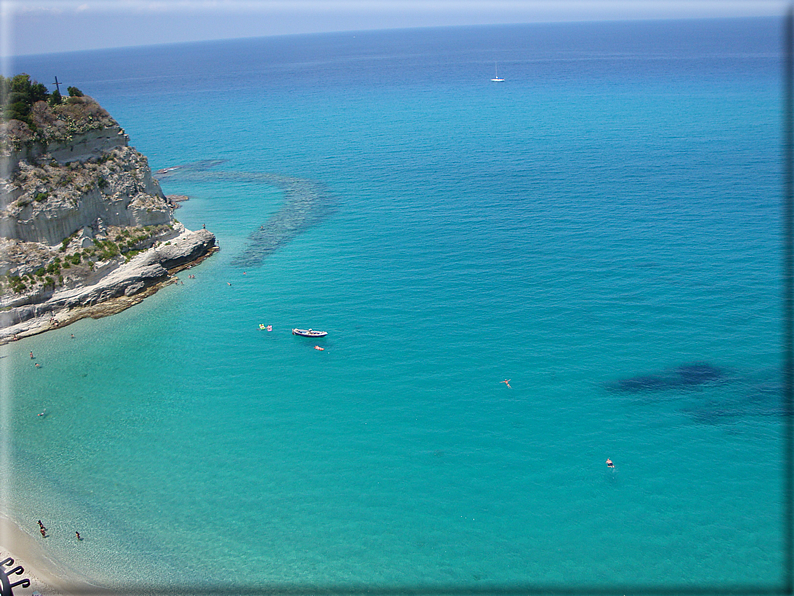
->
left=144, top=229, right=217, bottom=270
left=1, top=95, right=172, bottom=245
left=0, top=144, right=171, bottom=245
left=0, top=227, right=217, bottom=337
left=0, top=95, right=218, bottom=338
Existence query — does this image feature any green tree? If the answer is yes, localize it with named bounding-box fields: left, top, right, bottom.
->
left=67, top=86, right=83, bottom=97
left=1, top=73, right=51, bottom=127
left=48, top=89, right=62, bottom=106
left=29, top=82, right=48, bottom=103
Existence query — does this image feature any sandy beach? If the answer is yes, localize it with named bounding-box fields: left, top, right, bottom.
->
left=0, top=515, right=102, bottom=595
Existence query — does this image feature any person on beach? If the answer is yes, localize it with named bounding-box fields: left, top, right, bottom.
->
left=39, top=526, right=46, bottom=538
left=606, top=459, right=614, bottom=468
left=37, top=520, right=45, bottom=530
left=501, top=379, right=511, bottom=388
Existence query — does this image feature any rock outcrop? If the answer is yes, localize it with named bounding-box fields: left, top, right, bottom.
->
left=1, top=144, right=171, bottom=245
left=0, top=225, right=216, bottom=333
left=1, top=95, right=172, bottom=245
left=0, top=94, right=217, bottom=341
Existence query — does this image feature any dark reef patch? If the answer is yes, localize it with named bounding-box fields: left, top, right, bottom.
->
left=681, top=380, right=789, bottom=425
left=229, top=174, right=334, bottom=268
left=609, top=362, right=725, bottom=393
left=154, top=163, right=335, bottom=268
left=610, top=363, right=788, bottom=425
left=154, top=160, right=227, bottom=178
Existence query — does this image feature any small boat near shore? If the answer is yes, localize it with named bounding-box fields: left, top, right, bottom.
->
left=292, top=328, right=327, bottom=338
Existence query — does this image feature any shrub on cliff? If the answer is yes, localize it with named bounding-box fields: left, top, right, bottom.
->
left=48, top=89, right=62, bottom=106
left=1, top=73, right=117, bottom=148
left=0, top=74, right=49, bottom=128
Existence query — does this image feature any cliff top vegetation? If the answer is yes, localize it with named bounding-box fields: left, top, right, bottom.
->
left=0, top=73, right=117, bottom=151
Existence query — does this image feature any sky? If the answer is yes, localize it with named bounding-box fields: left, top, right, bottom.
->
left=0, top=0, right=788, bottom=57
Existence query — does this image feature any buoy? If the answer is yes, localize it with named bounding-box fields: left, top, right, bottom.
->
left=315, top=346, right=324, bottom=351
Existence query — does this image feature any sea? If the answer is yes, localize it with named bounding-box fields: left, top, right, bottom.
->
left=0, top=16, right=788, bottom=594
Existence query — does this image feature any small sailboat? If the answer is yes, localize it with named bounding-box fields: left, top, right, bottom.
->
left=491, top=62, right=504, bottom=82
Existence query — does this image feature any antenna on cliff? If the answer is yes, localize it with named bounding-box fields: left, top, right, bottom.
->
left=53, top=76, right=62, bottom=94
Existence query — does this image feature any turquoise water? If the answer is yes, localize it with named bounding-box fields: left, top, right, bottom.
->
left=2, top=18, right=787, bottom=591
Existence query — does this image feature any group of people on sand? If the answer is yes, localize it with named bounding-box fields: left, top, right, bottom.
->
left=38, top=520, right=82, bottom=541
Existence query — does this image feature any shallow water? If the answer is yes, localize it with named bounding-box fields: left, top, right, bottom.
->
left=2, top=17, right=787, bottom=591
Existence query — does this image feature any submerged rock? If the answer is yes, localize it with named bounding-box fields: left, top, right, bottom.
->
left=155, top=165, right=335, bottom=269
left=609, top=362, right=725, bottom=393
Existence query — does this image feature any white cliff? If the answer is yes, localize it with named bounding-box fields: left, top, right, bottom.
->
left=0, top=94, right=217, bottom=341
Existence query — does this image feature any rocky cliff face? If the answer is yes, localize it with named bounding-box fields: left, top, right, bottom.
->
left=0, top=94, right=216, bottom=338
left=1, top=143, right=171, bottom=245
left=1, top=96, right=172, bottom=246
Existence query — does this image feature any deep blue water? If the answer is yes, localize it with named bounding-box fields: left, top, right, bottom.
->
left=1, top=17, right=788, bottom=592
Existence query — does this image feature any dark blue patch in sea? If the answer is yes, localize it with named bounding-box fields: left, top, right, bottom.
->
left=155, top=162, right=336, bottom=268
left=608, top=362, right=725, bottom=393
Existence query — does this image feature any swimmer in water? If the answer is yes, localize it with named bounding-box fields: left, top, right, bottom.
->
left=30, top=351, right=34, bottom=359
left=606, top=459, right=614, bottom=468
left=37, top=408, right=46, bottom=417
left=501, top=379, right=511, bottom=389
left=76, top=531, right=82, bottom=541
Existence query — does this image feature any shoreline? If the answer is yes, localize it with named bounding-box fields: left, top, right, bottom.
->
left=0, top=515, right=102, bottom=596
left=0, top=228, right=217, bottom=346
left=0, top=227, right=218, bottom=594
